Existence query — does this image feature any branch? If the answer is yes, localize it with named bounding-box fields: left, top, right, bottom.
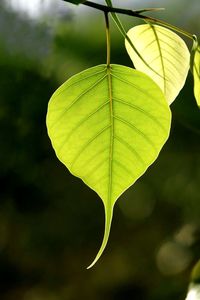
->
left=63, top=0, right=164, bottom=16
left=62, top=0, right=193, bottom=39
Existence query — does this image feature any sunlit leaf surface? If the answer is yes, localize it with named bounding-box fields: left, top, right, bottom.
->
left=186, top=284, right=200, bottom=300
left=125, top=24, right=190, bottom=104
left=191, top=36, right=200, bottom=107
left=47, top=64, right=171, bottom=268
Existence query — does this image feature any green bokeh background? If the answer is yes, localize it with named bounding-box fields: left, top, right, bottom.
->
left=0, top=1, right=200, bottom=299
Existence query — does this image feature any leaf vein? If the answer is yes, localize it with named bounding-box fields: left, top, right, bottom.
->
left=151, top=25, right=167, bottom=94
left=70, top=124, right=110, bottom=170
left=113, top=115, right=157, bottom=153
left=111, top=73, right=162, bottom=103
left=57, top=101, right=109, bottom=154
left=49, top=74, right=107, bottom=130
left=107, top=66, right=114, bottom=206
left=113, top=97, right=167, bottom=133
left=54, top=68, right=107, bottom=98
left=114, top=135, right=145, bottom=167
left=113, top=159, right=131, bottom=175
left=156, top=28, right=188, bottom=51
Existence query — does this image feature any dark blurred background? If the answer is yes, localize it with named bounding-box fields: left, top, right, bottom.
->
left=0, top=0, right=200, bottom=299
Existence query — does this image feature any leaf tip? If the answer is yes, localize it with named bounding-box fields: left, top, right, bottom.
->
left=86, top=258, right=99, bottom=270
left=86, top=204, right=114, bottom=270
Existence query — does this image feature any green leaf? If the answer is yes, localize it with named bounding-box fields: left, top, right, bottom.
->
left=46, top=64, right=171, bottom=268
left=64, top=0, right=86, bottom=5
left=125, top=24, right=190, bottom=105
left=191, top=35, right=200, bottom=107
left=191, top=260, right=200, bottom=283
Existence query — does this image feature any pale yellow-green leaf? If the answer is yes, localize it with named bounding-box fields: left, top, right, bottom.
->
left=191, top=36, right=200, bottom=107
left=47, top=64, right=171, bottom=268
left=186, top=284, right=200, bottom=300
left=125, top=24, right=190, bottom=104
left=185, top=260, right=200, bottom=299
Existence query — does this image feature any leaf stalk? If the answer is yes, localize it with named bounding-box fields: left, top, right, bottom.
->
left=104, top=12, right=111, bottom=66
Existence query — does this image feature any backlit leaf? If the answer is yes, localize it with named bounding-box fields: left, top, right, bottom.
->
left=186, top=260, right=200, bottom=300
left=191, top=259, right=200, bottom=283
left=190, top=35, right=200, bottom=107
left=46, top=64, right=171, bottom=268
left=186, top=284, right=200, bottom=300
left=125, top=24, right=190, bottom=104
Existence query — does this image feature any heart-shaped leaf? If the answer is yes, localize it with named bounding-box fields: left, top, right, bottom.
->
left=191, top=35, right=200, bottom=107
left=46, top=64, right=171, bottom=268
left=125, top=24, right=190, bottom=105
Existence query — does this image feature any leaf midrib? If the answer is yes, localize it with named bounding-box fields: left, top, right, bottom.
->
left=194, top=50, right=200, bottom=76
left=107, top=65, right=114, bottom=208
left=151, top=25, right=167, bottom=94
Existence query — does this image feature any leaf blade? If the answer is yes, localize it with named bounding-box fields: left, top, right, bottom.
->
left=47, top=64, right=171, bottom=267
left=191, top=36, right=200, bottom=107
left=125, top=24, right=190, bottom=104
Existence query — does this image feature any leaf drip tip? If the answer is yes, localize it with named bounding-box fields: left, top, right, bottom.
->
left=87, top=205, right=113, bottom=269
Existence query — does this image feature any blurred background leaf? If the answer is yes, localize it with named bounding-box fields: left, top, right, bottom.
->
left=0, top=0, right=200, bottom=299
